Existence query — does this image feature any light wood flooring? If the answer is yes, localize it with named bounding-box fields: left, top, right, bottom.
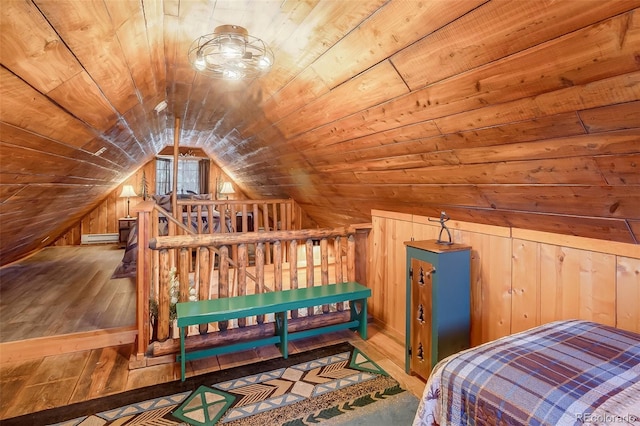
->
left=0, top=326, right=425, bottom=420
left=0, top=244, right=426, bottom=421
left=0, top=245, right=135, bottom=342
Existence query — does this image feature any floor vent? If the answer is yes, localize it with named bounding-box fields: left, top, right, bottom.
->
left=81, top=233, right=119, bottom=244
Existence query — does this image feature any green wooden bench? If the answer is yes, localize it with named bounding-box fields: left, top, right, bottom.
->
left=176, top=281, right=371, bottom=381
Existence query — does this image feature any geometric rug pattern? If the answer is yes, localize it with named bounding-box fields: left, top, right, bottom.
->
left=6, top=343, right=407, bottom=426
left=205, top=348, right=386, bottom=424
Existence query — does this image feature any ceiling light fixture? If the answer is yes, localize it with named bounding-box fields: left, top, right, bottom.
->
left=188, top=25, right=274, bottom=80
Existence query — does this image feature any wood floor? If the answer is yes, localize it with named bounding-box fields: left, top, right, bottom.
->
left=0, top=326, right=425, bottom=420
left=0, top=244, right=426, bottom=421
left=0, top=245, right=135, bottom=342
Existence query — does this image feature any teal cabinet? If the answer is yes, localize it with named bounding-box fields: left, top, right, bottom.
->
left=404, top=240, right=471, bottom=379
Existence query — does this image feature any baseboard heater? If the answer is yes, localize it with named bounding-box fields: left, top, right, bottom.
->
left=81, top=233, right=119, bottom=244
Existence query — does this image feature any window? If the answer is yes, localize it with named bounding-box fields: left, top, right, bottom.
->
left=155, top=158, right=209, bottom=195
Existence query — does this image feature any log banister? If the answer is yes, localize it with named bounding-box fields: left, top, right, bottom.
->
left=150, top=227, right=352, bottom=249
left=150, top=227, right=357, bottom=332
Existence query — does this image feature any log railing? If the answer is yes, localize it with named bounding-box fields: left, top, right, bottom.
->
left=148, top=197, right=301, bottom=313
left=166, top=198, right=302, bottom=268
left=146, top=226, right=367, bottom=357
left=175, top=198, right=301, bottom=235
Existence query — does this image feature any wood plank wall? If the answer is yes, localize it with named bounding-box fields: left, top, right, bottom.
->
left=369, top=210, right=640, bottom=347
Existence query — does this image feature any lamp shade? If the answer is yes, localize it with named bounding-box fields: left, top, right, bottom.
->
left=119, top=185, right=137, bottom=198
left=219, top=182, right=235, bottom=195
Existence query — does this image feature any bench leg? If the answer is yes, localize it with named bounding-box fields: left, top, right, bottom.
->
left=350, top=299, right=368, bottom=340
left=275, top=312, right=289, bottom=358
left=180, top=326, right=186, bottom=381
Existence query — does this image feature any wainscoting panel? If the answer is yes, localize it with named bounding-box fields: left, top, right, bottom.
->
left=369, top=210, right=640, bottom=348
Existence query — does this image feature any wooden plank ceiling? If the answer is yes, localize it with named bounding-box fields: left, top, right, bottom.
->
left=1, top=0, right=639, bottom=265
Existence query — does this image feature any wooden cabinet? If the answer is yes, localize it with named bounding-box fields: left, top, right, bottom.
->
left=405, top=240, right=471, bottom=379
left=118, top=218, right=136, bottom=248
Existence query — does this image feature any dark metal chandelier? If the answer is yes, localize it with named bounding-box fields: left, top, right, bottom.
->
left=188, top=25, right=274, bottom=80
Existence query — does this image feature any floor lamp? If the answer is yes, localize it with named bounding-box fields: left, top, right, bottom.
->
left=119, top=185, right=137, bottom=218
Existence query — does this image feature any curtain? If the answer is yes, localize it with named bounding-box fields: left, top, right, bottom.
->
left=199, top=159, right=210, bottom=194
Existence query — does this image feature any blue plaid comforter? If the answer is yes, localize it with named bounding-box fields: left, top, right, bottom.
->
left=413, top=320, right=640, bottom=425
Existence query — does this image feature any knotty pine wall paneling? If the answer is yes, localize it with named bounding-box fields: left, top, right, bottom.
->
left=369, top=211, right=413, bottom=339
left=539, top=246, right=616, bottom=326
left=617, top=256, right=640, bottom=333
left=369, top=210, right=640, bottom=349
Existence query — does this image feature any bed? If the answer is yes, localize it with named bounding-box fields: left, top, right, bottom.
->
left=413, top=319, right=640, bottom=425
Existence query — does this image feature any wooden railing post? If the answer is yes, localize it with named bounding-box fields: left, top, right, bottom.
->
left=134, top=200, right=154, bottom=356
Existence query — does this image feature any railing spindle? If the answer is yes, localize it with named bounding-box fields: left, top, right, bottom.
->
left=241, top=204, right=248, bottom=233
left=179, top=248, right=190, bottom=303
left=219, top=245, right=229, bottom=331
left=238, top=244, right=247, bottom=327
left=252, top=203, right=259, bottom=232
left=321, top=238, right=329, bottom=313
left=334, top=236, right=344, bottom=311
left=272, top=203, right=278, bottom=229
left=289, top=240, right=298, bottom=319
left=306, top=239, right=314, bottom=316
left=158, top=249, right=170, bottom=341
left=273, top=241, right=282, bottom=292
left=198, top=247, right=210, bottom=334
left=347, top=235, right=356, bottom=282
left=256, top=242, right=265, bottom=324
left=262, top=203, right=271, bottom=263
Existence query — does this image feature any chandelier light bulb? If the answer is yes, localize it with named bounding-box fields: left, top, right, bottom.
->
left=258, top=56, right=271, bottom=69
left=194, top=54, right=206, bottom=71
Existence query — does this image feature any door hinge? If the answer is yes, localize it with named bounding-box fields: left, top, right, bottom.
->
left=409, top=268, right=413, bottom=278
left=408, top=346, right=412, bottom=356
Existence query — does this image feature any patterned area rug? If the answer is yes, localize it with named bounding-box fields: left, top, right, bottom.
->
left=3, top=342, right=416, bottom=425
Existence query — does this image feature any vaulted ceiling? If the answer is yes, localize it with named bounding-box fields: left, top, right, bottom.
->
left=1, top=0, right=639, bottom=266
